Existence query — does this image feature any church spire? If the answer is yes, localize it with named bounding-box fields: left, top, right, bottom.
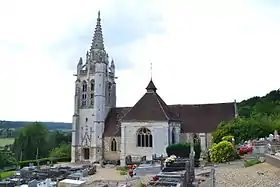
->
left=91, top=11, right=104, bottom=50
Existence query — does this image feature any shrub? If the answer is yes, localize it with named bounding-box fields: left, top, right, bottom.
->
left=210, top=141, right=235, bottom=163
left=49, top=144, right=71, bottom=158
left=166, top=143, right=190, bottom=158
left=222, top=135, right=234, bottom=143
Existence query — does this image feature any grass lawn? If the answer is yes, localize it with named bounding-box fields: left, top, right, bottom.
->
left=0, top=138, right=14, bottom=146
left=0, top=171, right=15, bottom=179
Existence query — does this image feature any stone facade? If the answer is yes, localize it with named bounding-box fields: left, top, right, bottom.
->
left=103, top=137, right=121, bottom=161
left=71, top=11, right=116, bottom=163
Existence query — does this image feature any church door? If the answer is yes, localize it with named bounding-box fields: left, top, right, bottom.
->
left=83, top=148, right=90, bottom=160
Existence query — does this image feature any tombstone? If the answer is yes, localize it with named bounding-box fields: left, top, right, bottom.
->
left=125, top=155, right=132, bottom=165
left=269, top=134, right=274, bottom=142
left=28, top=180, right=38, bottom=187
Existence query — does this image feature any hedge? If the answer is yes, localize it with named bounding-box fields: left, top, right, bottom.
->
left=17, top=157, right=70, bottom=168
left=166, top=143, right=190, bottom=158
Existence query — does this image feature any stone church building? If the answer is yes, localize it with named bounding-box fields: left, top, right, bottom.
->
left=71, top=12, right=238, bottom=166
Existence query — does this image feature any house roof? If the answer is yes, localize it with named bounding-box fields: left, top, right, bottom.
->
left=122, top=80, right=177, bottom=122
left=103, top=102, right=235, bottom=137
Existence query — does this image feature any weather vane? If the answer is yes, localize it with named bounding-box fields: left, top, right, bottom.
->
left=150, top=62, right=153, bottom=80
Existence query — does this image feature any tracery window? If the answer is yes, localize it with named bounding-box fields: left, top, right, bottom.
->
left=136, top=128, right=153, bottom=147
left=81, top=94, right=87, bottom=106
left=90, top=79, right=95, bottom=91
left=111, top=138, right=117, bottom=151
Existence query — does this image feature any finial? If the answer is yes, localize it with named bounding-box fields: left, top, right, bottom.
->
left=111, top=59, right=115, bottom=67
left=98, top=10, right=101, bottom=20
left=90, top=11, right=104, bottom=50
left=150, top=62, right=153, bottom=80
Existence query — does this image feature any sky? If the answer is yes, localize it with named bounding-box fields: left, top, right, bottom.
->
left=0, top=0, right=279, bottom=123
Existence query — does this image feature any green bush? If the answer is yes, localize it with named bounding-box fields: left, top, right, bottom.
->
left=17, top=157, right=70, bottom=168
left=210, top=141, right=235, bottom=163
left=222, top=135, right=234, bottom=143
left=166, top=143, right=190, bottom=158
left=50, top=144, right=71, bottom=158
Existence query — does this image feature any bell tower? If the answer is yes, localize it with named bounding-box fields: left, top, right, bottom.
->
left=71, top=11, right=116, bottom=163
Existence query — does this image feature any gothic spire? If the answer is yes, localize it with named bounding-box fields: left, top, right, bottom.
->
left=90, top=11, right=104, bottom=50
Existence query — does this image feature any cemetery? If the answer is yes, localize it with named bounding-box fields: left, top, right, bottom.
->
left=0, top=163, right=96, bottom=187
left=2, top=131, right=280, bottom=186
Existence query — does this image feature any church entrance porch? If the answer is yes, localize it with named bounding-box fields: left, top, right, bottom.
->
left=83, top=148, right=90, bottom=160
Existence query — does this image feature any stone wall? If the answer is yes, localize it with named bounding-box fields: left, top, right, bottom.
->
left=103, top=136, right=121, bottom=161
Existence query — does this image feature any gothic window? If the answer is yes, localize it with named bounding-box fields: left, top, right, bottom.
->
left=90, top=93, right=94, bottom=106
left=136, top=128, right=153, bottom=148
left=171, top=127, right=176, bottom=144
left=111, top=138, right=117, bottom=151
left=82, top=81, right=87, bottom=92
left=81, top=94, right=87, bottom=106
left=91, top=80, right=95, bottom=91
left=108, top=82, right=112, bottom=104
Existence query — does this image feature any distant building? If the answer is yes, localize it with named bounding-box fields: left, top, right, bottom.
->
left=71, top=12, right=237, bottom=166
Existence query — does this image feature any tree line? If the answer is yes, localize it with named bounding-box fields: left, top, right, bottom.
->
left=213, top=89, right=280, bottom=144
left=0, top=122, right=71, bottom=168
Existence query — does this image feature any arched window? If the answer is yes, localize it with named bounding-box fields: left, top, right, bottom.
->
left=171, top=127, right=176, bottom=144
left=108, top=82, right=112, bottom=104
left=90, top=80, right=95, bottom=91
left=82, top=81, right=87, bottom=92
left=137, top=128, right=153, bottom=147
left=81, top=93, right=87, bottom=106
left=111, top=138, right=117, bottom=151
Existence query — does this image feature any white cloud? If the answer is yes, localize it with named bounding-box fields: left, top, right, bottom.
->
left=0, top=0, right=279, bottom=122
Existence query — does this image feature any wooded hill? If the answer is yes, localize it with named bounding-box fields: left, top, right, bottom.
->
left=213, top=89, right=280, bottom=144
left=0, top=121, right=71, bottom=130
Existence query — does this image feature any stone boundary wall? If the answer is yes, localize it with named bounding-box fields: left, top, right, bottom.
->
left=265, top=154, right=280, bottom=168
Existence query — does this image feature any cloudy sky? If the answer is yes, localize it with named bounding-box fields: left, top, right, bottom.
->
left=0, top=0, right=279, bottom=122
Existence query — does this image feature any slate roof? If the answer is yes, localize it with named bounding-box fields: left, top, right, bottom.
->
left=121, top=80, right=178, bottom=122
left=168, top=103, right=235, bottom=133
left=103, top=80, right=236, bottom=137
left=103, top=107, right=131, bottom=137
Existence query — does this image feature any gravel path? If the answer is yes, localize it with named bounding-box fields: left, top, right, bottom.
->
left=200, top=163, right=280, bottom=187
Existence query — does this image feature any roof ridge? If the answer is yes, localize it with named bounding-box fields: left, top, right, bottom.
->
left=154, top=92, right=170, bottom=120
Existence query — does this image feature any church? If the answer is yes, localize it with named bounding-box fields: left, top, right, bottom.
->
left=71, top=12, right=238, bottom=166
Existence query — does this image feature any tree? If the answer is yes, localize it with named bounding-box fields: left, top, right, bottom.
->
left=49, top=143, right=71, bottom=158
left=213, top=89, right=280, bottom=144
left=13, top=122, right=49, bottom=160
left=0, top=149, right=16, bottom=169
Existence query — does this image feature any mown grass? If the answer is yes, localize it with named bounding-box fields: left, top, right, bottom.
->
left=0, top=138, right=14, bottom=146
left=0, top=171, right=15, bottom=179
left=244, top=158, right=261, bottom=167
left=116, top=167, right=129, bottom=175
